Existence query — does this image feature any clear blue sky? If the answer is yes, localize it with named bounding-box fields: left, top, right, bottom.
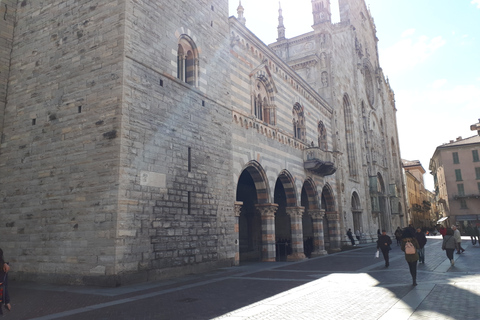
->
left=229, top=0, right=480, bottom=191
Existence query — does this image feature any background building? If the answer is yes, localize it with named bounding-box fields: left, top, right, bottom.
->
left=402, top=160, right=433, bottom=228
left=429, top=135, right=480, bottom=231
left=0, top=0, right=407, bottom=285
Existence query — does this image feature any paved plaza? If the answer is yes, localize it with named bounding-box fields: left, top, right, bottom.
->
left=4, top=236, right=480, bottom=320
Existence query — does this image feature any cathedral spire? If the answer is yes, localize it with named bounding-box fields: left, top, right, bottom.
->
left=237, top=1, right=246, bottom=25
left=277, top=2, right=286, bottom=40
left=311, top=0, right=331, bottom=26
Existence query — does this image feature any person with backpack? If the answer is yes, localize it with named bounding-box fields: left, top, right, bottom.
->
left=401, top=227, right=420, bottom=286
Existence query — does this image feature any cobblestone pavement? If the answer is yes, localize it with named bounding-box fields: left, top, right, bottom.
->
left=3, top=236, right=480, bottom=320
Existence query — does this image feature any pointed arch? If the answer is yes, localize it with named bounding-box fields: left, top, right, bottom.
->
left=301, top=178, right=320, bottom=210
left=177, top=34, right=199, bottom=87
left=321, top=183, right=336, bottom=212
left=277, top=170, right=298, bottom=207
left=351, top=191, right=361, bottom=211
left=237, top=161, right=270, bottom=204
left=292, top=103, right=306, bottom=142
left=251, top=67, right=277, bottom=125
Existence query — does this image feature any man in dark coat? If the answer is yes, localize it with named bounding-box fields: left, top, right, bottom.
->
left=347, top=228, right=355, bottom=246
left=377, top=230, right=392, bottom=267
left=415, top=228, right=427, bottom=263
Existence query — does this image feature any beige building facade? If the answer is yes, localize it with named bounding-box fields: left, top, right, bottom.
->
left=0, top=0, right=407, bottom=285
left=429, top=135, right=480, bottom=231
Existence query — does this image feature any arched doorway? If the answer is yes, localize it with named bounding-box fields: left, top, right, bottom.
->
left=274, top=170, right=297, bottom=261
left=301, top=178, right=318, bottom=257
left=236, top=162, right=269, bottom=262
left=351, top=191, right=362, bottom=239
left=321, top=184, right=338, bottom=250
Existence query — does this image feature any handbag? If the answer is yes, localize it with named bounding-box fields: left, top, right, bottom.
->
left=375, top=250, right=379, bottom=258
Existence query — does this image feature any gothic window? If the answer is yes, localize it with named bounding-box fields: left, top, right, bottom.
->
left=177, top=35, right=198, bottom=87
left=318, top=121, right=327, bottom=150
left=344, top=94, right=358, bottom=178
left=252, top=78, right=275, bottom=125
left=292, top=103, right=306, bottom=142
left=254, top=94, right=264, bottom=121
left=364, top=64, right=375, bottom=107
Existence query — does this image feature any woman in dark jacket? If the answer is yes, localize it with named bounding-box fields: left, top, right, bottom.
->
left=442, top=228, right=456, bottom=266
left=401, top=228, right=420, bottom=286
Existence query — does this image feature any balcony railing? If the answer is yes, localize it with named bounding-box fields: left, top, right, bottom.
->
left=303, top=147, right=336, bottom=176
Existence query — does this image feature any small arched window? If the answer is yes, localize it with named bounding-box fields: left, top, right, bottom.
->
left=177, top=35, right=198, bottom=87
left=252, top=78, right=275, bottom=125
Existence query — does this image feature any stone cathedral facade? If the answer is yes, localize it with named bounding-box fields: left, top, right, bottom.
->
left=0, top=0, right=407, bottom=286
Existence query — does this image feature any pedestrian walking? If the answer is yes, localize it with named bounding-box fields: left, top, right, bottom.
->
left=377, top=230, right=392, bottom=267
left=401, top=228, right=419, bottom=286
left=466, top=223, right=477, bottom=246
left=452, top=225, right=465, bottom=254
left=0, top=248, right=11, bottom=314
left=439, top=225, right=447, bottom=238
left=394, top=227, right=402, bottom=246
left=415, top=227, right=427, bottom=263
left=442, top=228, right=456, bottom=266
left=347, top=228, right=355, bottom=246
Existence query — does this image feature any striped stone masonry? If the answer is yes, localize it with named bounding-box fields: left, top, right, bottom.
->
left=286, top=206, right=307, bottom=261
left=309, top=209, right=328, bottom=256
left=327, top=212, right=342, bottom=251
left=256, top=203, right=279, bottom=262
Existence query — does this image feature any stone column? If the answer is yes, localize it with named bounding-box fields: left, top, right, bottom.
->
left=255, top=203, right=278, bottom=262
left=286, top=206, right=306, bottom=261
left=233, top=201, right=243, bottom=266
left=327, top=212, right=341, bottom=252
left=309, top=209, right=327, bottom=256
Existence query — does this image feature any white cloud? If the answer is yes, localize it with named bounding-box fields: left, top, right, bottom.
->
left=401, top=28, right=416, bottom=37
left=431, top=79, right=447, bottom=89
left=472, top=0, right=480, bottom=9
left=380, top=35, right=446, bottom=75
left=396, top=83, right=480, bottom=189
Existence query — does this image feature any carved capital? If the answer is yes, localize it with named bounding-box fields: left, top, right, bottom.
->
left=309, top=209, right=326, bottom=219
left=286, top=206, right=305, bottom=218
left=234, top=201, right=243, bottom=217
left=255, top=203, right=279, bottom=217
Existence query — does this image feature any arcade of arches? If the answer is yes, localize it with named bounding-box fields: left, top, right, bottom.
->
left=234, top=162, right=341, bottom=264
